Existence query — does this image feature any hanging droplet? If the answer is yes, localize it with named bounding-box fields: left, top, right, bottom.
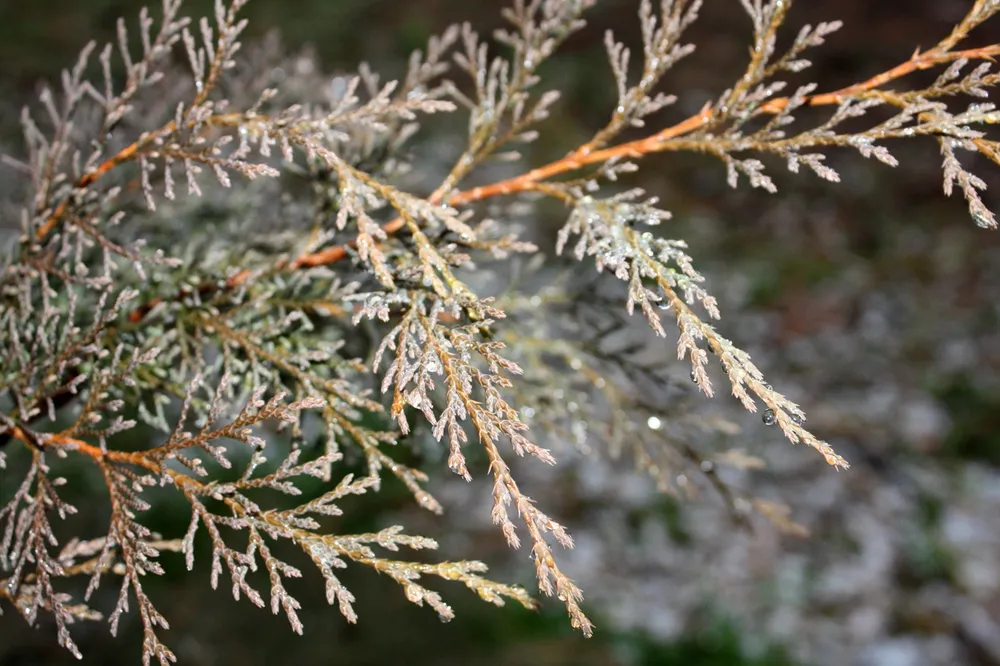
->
left=762, top=409, right=777, bottom=426
left=647, top=416, right=662, bottom=430
left=690, top=368, right=698, bottom=383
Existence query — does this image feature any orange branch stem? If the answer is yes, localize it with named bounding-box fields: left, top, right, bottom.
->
left=784, top=43, right=1000, bottom=111
left=34, top=124, right=173, bottom=240
left=34, top=111, right=248, bottom=240
left=7, top=424, right=155, bottom=470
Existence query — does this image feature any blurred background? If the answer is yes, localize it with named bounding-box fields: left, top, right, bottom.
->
left=2, top=1, right=1000, bottom=665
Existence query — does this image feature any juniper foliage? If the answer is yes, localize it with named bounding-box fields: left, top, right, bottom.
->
left=1, top=0, right=999, bottom=663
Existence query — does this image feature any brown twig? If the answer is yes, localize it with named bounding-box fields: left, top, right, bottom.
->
left=5, top=423, right=153, bottom=470
left=35, top=124, right=175, bottom=240
left=763, top=43, right=1000, bottom=113
left=35, top=112, right=249, bottom=241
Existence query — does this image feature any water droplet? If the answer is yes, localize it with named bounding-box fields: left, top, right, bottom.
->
left=647, top=416, right=662, bottom=430
left=690, top=368, right=698, bottom=382
left=569, top=358, right=582, bottom=371
left=762, top=409, right=777, bottom=426
left=425, top=357, right=441, bottom=373
left=700, top=460, right=714, bottom=473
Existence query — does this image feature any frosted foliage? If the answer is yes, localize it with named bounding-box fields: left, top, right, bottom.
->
left=2, top=0, right=1000, bottom=662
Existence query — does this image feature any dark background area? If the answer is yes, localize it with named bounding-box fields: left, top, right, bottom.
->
left=2, top=1, right=1000, bottom=665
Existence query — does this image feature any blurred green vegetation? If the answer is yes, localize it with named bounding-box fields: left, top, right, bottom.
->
left=0, top=0, right=416, bottom=85
left=622, top=618, right=801, bottom=666
left=931, top=375, right=1000, bottom=466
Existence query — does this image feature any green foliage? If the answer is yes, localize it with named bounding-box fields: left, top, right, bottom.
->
left=932, top=375, right=1000, bottom=465
left=624, top=617, right=803, bottom=666
left=2, top=0, right=1000, bottom=663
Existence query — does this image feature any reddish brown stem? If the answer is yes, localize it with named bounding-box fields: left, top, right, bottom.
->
left=35, top=122, right=180, bottom=240
left=6, top=424, right=154, bottom=469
